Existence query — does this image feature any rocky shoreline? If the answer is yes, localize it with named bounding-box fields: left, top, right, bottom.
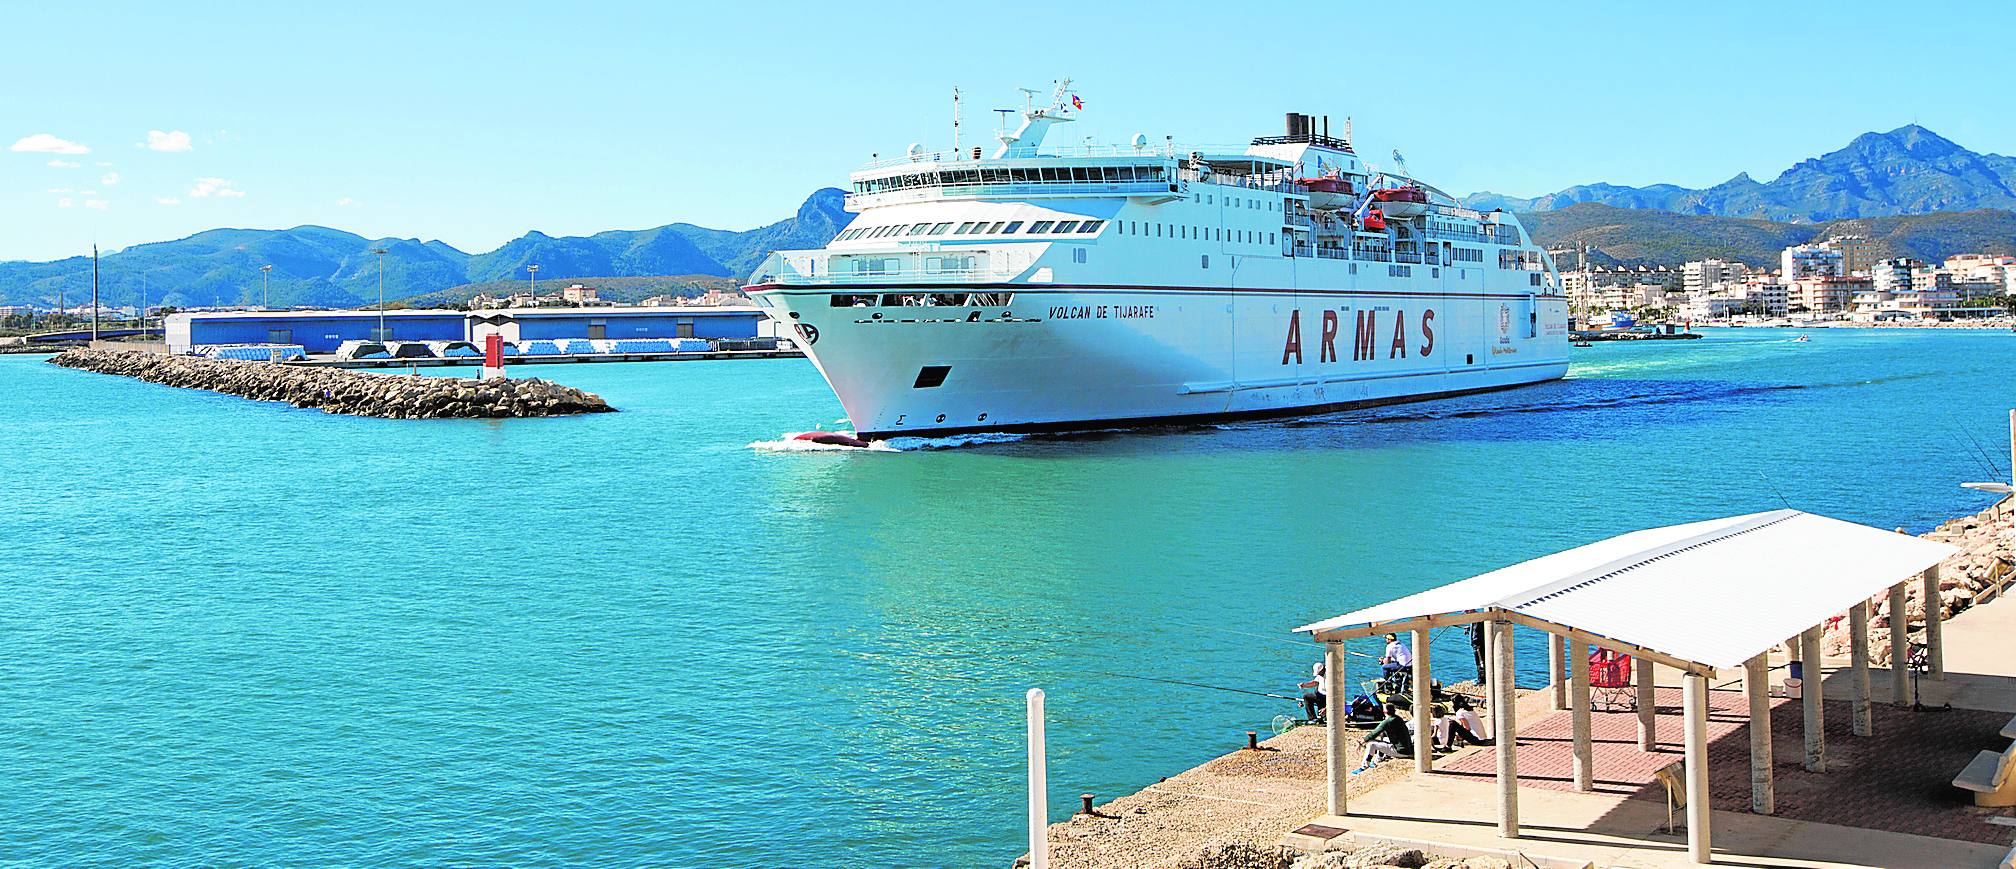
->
left=1822, top=499, right=2013, bottom=663
left=49, top=348, right=615, bottom=419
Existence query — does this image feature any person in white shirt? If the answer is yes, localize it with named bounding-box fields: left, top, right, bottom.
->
left=1380, top=632, right=1414, bottom=680
left=1432, top=695, right=1492, bottom=750
left=1298, top=660, right=1327, bottom=721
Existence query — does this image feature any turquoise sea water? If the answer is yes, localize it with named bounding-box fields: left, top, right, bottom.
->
left=2, top=328, right=2010, bottom=867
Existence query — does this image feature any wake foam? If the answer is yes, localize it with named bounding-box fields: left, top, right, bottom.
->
left=747, top=432, right=902, bottom=453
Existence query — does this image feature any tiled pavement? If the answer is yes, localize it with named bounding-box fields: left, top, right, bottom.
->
left=1435, top=685, right=2016, bottom=845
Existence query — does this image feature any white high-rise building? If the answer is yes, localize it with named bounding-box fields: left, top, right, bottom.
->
left=1782, top=244, right=1845, bottom=282
left=1683, top=259, right=1748, bottom=295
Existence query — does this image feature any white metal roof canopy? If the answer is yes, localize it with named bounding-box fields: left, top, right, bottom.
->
left=1295, top=510, right=1957, bottom=671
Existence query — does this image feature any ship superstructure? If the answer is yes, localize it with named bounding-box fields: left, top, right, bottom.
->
left=746, top=82, right=1569, bottom=438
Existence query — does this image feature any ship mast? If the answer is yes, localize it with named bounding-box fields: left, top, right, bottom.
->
left=993, top=77, right=1076, bottom=158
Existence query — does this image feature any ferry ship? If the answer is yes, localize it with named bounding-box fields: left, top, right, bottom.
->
left=746, top=82, right=1569, bottom=439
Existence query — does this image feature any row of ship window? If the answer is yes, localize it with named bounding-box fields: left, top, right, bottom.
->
left=836, top=219, right=1107, bottom=242
left=1120, top=221, right=1277, bottom=246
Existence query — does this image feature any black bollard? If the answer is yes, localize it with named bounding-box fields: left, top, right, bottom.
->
left=1246, top=730, right=1258, bottom=750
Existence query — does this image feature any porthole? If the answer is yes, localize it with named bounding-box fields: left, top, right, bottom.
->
left=935, top=413, right=947, bottom=423
left=977, top=413, right=988, bottom=421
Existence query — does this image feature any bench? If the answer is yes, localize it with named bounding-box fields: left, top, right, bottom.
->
left=2002, top=712, right=2016, bottom=740
left=1954, top=742, right=2016, bottom=807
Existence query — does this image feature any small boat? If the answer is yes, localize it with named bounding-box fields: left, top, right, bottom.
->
left=1793, top=334, right=1810, bottom=343
left=1368, top=186, right=1429, bottom=219
left=1297, top=176, right=1356, bottom=212
left=792, top=431, right=872, bottom=448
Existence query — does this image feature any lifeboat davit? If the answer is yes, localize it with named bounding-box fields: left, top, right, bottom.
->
left=1369, top=186, right=1429, bottom=219
left=1296, top=176, right=1356, bottom=212
left=793, top=431, right=872, bottom=448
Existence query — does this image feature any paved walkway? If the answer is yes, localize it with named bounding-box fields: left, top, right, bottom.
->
left=1437, top=686, right=2016, bottom=844
left=1318, top=774, right=2010, bottom=868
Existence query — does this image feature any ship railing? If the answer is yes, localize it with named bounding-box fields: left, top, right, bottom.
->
left=1284, top=212, right=1312, bottom=228
left=1394, top=250, right=1425, bottom=265
left=1287, top=243, right=1314, bottom=258
left=1178, top=168, right=1308, bottom=195
left=846, top=179, right=1177, bottom=209
left=1314, top=247, right=1349, bottom=260
left=1353, top=245, right=1394, bottom=262
left=855, top=141, right=1263, bottom=171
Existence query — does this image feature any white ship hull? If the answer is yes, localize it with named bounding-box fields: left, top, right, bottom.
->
left=752, top=282, right=1569, bottom=439
left=746, top=99, right=1570, bottom=440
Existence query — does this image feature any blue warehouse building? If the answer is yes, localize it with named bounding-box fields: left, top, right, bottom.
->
left=166, top=307, right=770, bottom=355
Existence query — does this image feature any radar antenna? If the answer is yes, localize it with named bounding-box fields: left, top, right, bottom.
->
left=994, top=76, right=1078, bottom=158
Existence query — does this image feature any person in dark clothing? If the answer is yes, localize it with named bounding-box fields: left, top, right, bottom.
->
left=1354, top=703, right=1413, bottom=772
left=1466, top=623, right=1488, bottom=684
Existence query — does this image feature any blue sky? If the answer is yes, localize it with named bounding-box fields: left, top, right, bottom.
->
left=3, top=0, right=2009, bottom=263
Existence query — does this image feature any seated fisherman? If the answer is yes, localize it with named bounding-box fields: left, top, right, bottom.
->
left=1354, top=703, right=1413, bottom=773
left=1380, top=632, right=1414, bottom=680
left=1299, top=659, right=1327, bottom=721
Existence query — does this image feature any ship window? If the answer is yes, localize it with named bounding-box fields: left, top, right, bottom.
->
left=988, top=222, right=1005, bottom=233
left=1003, top=221, right=1023, bottom=234
left=907, top=225, right=931, bottom=236
left=1029, top=220, right=1055, bottom=233
left=1156, top=224, right=1163, bottom=237
left=1080, top=220, right=1104, bottom=234
left=831, top=294, right=877, bottom=307
left=929, top=222, right=953, bottom=235
left=1052, top=221, right=1079, bottom=233
left=1201, top=254, right=1209, bottom=269
left=1073, top=248, right=1087, bottom=264
left=928, top=293, right=969, bottom=306
left=954, top=222, right=976, bottom=234
left=970, top=292, right=1014, bottom=306
left=881, top=294, right=927, bottom=306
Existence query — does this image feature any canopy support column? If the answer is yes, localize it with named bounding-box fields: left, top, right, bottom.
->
left=1889, top=581, right=1910, bottom=704
left=1571, top=638, right=1593, bottom=792
left=1800, top=626, right=1825, bottom=773
left=1635, top=656, right=1656, bottom=750
left=1683, top=672, right=1712, bottom=864
left=1413, top=629, right=1433, bottom=773
left=1549, top=633, right=1567, bottom=710
left=1491, top=619, right=1518, bottom=839
left=1924, top=565, right=1945, bottom=680
left=1744, top=653, right=1774, bottom=815
left=1849, top=600, right=1873, bottom=737
left=1324, top=640, right=1348, bottom=816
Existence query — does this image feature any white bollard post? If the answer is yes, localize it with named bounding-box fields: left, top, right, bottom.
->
left=1027, top=688, right=1048, bottom=869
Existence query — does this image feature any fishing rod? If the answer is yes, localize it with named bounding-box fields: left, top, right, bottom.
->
left=1092, top=670, right=1301, bottom=701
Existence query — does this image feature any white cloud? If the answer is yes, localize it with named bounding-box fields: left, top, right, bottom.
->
left=12, top=133, right=90, bottom=154
left=84, top=199, right=108, bottom=211
left=56, top=197, right=73, bottom=208
left=100, top=171, right=120, bottom=186
left=143, top=130, right=193, bottom=152
left=188, top=176, right=245, bottom=198
left=47, top=187, right=72, bottom=194
left=47, top=160, right=80, bottom=169
left=336, top=197, right=357, bottom=207
left=155, top=197, right=181, bottom=206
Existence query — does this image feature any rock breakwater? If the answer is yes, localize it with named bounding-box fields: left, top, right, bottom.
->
left=49, top=348, right=615, bottom=419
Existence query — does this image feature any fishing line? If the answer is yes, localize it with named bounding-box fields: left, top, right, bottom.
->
left=1091, top=670, right=1300, bottom=701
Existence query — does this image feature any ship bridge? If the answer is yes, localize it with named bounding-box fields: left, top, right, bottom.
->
left=845, top=144, right=1306, bottom=211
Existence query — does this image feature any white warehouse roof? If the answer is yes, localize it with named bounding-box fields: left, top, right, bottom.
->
left=1295, top=510, right=1957, bottom=670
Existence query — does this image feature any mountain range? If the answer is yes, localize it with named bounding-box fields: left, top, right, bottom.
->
left=8, top=125, right=2016, bottom=309
left=0, top=188, right=850, bottom=310
left=1464, top=125, right=2016, bottom=222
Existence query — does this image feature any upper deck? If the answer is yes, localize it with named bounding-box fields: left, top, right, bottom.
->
left=846, top=144, right=1304, bottom=211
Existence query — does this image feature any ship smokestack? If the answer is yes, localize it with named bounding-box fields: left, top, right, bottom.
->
left=1284, top=112, right=1302, bottom=138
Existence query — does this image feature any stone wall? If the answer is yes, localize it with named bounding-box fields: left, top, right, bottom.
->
left=49, top=348, right=614, bottom=419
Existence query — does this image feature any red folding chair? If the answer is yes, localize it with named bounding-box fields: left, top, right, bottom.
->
left=1590, top=649, right=1636, bottom=712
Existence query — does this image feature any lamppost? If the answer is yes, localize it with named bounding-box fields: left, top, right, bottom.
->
left=528, top=263, right=540, bottom=305
left=260, top=264, right=273, bottom=309
left=372, top=248, right=390, bottom=340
